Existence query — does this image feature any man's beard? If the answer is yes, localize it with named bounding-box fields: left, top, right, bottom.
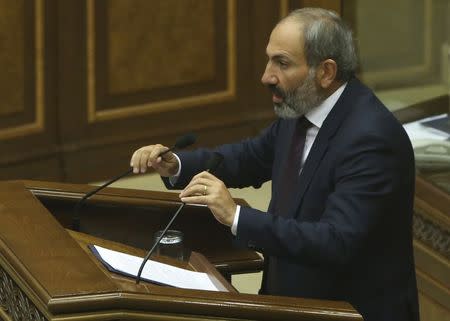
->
left=271, top=69, right=325, bottom=119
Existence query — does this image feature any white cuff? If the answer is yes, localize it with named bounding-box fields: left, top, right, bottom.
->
left=168, top=153, right=182, bottom=186
left=231, top=205, right=241, bottom=236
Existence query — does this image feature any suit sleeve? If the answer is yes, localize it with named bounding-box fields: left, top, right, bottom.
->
left=162, top=120, right=280, bottom=190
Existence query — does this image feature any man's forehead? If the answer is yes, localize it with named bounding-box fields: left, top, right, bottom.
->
left=266, top=20, right=304, bottom=58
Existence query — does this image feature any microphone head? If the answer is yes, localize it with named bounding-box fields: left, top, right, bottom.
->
left=206, top=152, right=224, bottom=173
left=174, top=133, right=197, bottom=149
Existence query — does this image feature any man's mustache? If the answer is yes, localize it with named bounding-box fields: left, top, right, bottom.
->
left=268, top=84, right=285, bottom=98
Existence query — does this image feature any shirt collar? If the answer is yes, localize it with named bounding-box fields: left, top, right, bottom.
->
left=305, top=83, right=347, bottom=128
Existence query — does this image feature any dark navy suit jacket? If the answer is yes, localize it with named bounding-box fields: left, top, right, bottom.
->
left=165, top=78, right=420, bottom=321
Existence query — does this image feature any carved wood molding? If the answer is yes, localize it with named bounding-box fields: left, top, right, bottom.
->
left=413, top=210, right=449, bottom=260
left=0, top=267, right=47, bottom=321
left=413, top=175, right=449, bottom=261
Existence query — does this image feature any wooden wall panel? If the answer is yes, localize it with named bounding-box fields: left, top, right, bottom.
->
left=89, top=0, right=233, bottom=122
left=0, top=0, right=61, bottom=181
left=107, top=0, right=216, bottom=93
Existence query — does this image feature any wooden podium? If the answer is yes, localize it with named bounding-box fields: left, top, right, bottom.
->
left=0, top=180, right=362, bottom=321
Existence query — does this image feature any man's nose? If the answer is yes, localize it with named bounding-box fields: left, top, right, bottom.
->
left=261, top=65, right=277, bottom=86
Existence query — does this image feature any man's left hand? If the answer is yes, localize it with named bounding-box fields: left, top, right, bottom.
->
left=179, top=171, right=236, bottom=227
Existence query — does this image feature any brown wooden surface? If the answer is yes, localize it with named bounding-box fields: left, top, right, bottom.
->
left=0, top=179, right=363, bottom=320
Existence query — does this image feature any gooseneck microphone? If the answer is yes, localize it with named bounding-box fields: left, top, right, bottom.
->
left=71, top=133, right=197, bottom=231
left=135, top=152, right=224, bottom=284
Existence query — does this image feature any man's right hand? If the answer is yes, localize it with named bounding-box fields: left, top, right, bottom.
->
left=130, top=144, right=179, bottom=177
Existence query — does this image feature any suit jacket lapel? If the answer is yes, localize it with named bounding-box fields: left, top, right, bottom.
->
left=289, top=78, right=362, bottom=218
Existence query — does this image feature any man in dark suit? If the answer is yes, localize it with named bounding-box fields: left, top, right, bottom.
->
left=130, top=8, right=420, bottom=321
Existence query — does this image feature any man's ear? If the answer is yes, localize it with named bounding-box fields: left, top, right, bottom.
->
left=316, top=59, right=337, bottom=89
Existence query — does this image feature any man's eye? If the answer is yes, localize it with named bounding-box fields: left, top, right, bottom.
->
left=278, top=61, right=288, bottom=68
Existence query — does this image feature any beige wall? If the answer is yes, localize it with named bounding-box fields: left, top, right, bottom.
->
left=354, top=0, right=448, bottom=91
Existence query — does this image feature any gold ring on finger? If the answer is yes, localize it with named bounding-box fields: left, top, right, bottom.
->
left=203, top=185, right=207, bottom=196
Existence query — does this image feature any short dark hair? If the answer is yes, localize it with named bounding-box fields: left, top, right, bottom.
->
left=283, top=8, right=358, bottom=81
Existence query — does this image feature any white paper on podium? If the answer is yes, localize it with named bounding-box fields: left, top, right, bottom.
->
left=92, top=245, right=220, bottom=291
